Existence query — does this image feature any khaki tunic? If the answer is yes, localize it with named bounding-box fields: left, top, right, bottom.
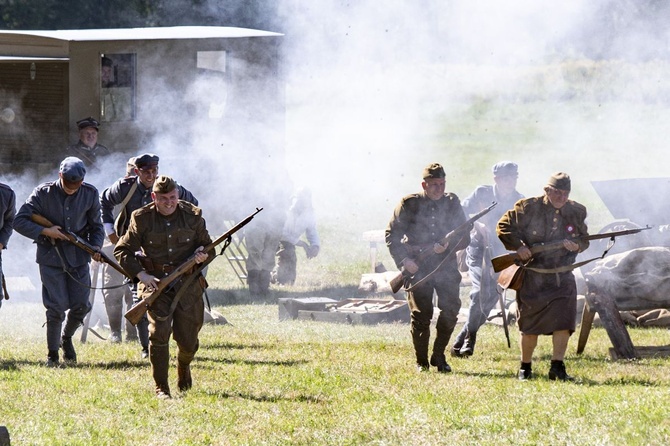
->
left=114, top=201, right=212, bottom=348
left=497, top=195, right=588, bottom=335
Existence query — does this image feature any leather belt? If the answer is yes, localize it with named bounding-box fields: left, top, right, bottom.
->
left=138, top=256, right=177, bottom=274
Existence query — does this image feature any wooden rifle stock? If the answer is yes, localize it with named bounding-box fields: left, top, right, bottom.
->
left=30, top=214, right=132, bottom=280
left=124, top=207, right=263, bottom=325
left=389, top=202, right=497, bottom=293
left=490, top=226, right=653, bottom=273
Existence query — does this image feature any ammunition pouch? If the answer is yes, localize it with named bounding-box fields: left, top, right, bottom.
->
left=497, top=264, right=525, bottom=291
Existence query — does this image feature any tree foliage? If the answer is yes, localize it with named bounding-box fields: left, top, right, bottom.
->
left=0, top=0, right=282, bottom=32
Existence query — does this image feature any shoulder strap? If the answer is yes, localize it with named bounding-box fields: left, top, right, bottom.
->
left=113, top=180, right=139, bottom=236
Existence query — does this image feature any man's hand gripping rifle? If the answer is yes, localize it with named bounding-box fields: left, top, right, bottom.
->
left=490, top=225, right=653, bottom=273
left=389, top=202, right=497, bottom=294
left=31, top=213, right=132, bottom=280
left=124, top=208, right=263, bottom=326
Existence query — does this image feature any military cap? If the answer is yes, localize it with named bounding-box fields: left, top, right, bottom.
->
left=135, top=153, right=159, bottom=169
left=152, top=175, right=177, bottom=194
left=492, top=161, right=518, bottom=177
left=76, top=117, right=99, bottom=131
left=547, top=172, right=571, bottom=191
left=422, top=163, right=446, bottom=180
left=126, top=157, right=137, bottom=176
left=59, top=156, right=86, bottom=183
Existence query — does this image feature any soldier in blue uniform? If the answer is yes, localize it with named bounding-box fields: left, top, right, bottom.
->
left=100, top=153, right=197, bottom=357
left=14, top=157, right=105, bottom=367
left=65, top=117, right=111, bottom=167
left=0, top=182, right=16, bottom=307
left=451, top=161, right=524, bottom=357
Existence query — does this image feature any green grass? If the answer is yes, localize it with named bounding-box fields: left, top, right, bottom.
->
left=2, top=301, right=670, bottom=445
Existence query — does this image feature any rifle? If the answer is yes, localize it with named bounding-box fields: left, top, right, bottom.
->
left=490, top=226, right=653, bottom=273
left=389, top=202, right=497, bottom=293
left=31, top=214, right=132, bottom=280
left=124, top=207, right=263, bottom=325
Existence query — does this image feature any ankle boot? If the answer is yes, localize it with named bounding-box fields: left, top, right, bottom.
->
left=258, top=270, right=272, bottom=298
left=412, top=328, right=430, bottom=371
left=460, top=331, right=477, bottom=357
left=61, top=335, right=76, bottom=363
left=548, top=360, right=574, bottom=381
left=177, top=349, right=195, bottom=391
left=46, top=350, right=60, bottom=368
left=450, top=328, right=467, bottom=357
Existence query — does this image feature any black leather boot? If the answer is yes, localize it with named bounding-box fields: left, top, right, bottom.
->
left=460, top=331, right=477, bottom=357
left=548, top=360, right=574, bottom=381
left=450, top=328, right=467, bottom=357
left=412, top=329, right=430, bottom=372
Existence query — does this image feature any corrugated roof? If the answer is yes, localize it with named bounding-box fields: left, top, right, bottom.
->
left=0, top=26, right=282, bottom=42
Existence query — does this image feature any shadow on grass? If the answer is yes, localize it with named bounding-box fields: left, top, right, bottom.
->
left=199, top=389, right=326, bottom=403
left=196, top=355, right=309, bottom=368
left=0, top=358, right=149, bottom=370
left=200, top=341, right=267, bottom=350
left=206, top=284, right=368, bottom=306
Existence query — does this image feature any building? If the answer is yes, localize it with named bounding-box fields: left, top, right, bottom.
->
left=0, top=26, right=285, bottom=176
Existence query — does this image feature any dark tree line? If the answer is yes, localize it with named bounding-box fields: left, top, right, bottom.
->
left=0, top=0, right=283, bottom=33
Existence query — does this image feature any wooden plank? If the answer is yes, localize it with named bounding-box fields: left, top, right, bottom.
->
left=576, top=298, right=596, bottom=354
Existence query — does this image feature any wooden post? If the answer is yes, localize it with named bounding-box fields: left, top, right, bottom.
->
left=587, top=292, right=639, bottom=360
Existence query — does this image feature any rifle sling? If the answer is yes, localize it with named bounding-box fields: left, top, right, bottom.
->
left=405, top=231, right=468, bottom=292
left=524, top=256, right=601, bottom=274
left=150, top=256, right=214, bottom=322
left=1, top=272, right=9, bottom=300
left=113, top=180, right=138, bottom=236
left=50, top=239, right=129, bottom=291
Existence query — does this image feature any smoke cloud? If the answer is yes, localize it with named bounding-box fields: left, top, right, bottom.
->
left=3, top=0, right=670, bottom=310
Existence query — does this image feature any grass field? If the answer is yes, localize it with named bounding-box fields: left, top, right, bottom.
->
left=2, top=295, right=670, bottom=445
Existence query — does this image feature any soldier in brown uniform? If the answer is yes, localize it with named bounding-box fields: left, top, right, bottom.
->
left=497, top=172, right=588, bottom=381
left=114, top=176, right=211, bottom=398
left=386, top=163, right=470, bottom=373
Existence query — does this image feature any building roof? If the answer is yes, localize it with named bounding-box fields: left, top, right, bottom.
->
left=0, top=26, right=282, bottom=42
left=0, top=26, right=282, bottom=59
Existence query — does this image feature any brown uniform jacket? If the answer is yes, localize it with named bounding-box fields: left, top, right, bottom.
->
left=497, top=195, right=589, bottom=269
left=386, top=191, right=469, bottom=270
left=114, top=200, right=212, bottom=298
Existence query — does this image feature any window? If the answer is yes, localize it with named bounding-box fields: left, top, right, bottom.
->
left=101, top=53, right=136, bottom=121
left=196, top=51, right=228, bottom=119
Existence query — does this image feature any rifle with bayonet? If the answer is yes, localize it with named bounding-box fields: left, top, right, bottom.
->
left=490, top=225, right=653, bottom=273
left=31, top=213, right=132, bottom=280
left=389, top=202, right=497, bottom=293
left=124, top=207, right=263, bottom=325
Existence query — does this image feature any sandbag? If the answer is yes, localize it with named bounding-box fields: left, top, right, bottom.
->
left=584, top=246, right=670, bottom=311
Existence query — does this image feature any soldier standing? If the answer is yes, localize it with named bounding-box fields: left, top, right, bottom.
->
left=497, top=172, right=588, bottom=381
left=14, top=157, right=104, bottom=367
left=100, top=153, right=197, bottom=357
left=385, top=163, right=470, bottom=373
left=451, top=161, right=524, bottom=357
left=0, top=182, right=16, bottom=308
left=114, top=176, right=211, bottom=398
left=65, top=117, right=111, bottom=167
